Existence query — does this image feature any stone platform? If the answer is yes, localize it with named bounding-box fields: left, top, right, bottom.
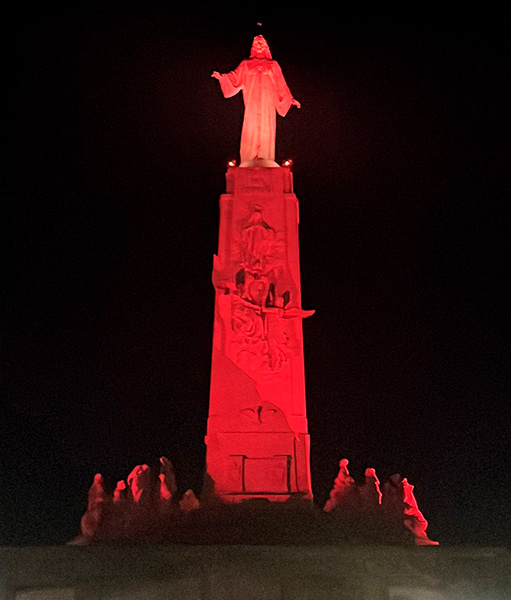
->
left=1, top=544, right=509, bottom=599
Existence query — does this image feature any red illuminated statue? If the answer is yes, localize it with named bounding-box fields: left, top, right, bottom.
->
left=74, top=33, right=440, bottom=547
left=212, top=35, right=300, bottom=167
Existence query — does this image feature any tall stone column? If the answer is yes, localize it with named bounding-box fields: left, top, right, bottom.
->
left=205, top=165, right=313, bottom=502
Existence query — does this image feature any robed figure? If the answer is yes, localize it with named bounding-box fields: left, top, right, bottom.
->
left=212, top=35, right=300, bottom=167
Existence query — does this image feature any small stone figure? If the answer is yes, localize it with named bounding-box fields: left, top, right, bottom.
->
left=212, top=35, right=300, bottom=167
left=382, top=473, right=405, bottom=520
left=80, top=473, right=109, bottom=540
left=113, top=479, right=128, bottom=503
left=180, top=489, right=200, bottom=513
left=324, top=459, right=356, bottom=512
left=402, top=478, right=439, bottom=546
left=359, top=467, right=383, bottom=509
left=109, top=480, right=129, bottom=537
left=159, top=456, right=178, bottom=503
left=127, top=464, right=152, bottom=504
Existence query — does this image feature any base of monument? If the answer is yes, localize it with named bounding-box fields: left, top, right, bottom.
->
left=77, top=458, right=439, bottom=547
left=204, top=431, right=313, bottom=501
left=75, top=493, right=419, bottom=546
left=213, top=492, right=312, bottom=504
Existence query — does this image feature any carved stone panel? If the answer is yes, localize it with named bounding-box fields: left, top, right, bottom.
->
left=243, top=456, right=290, bottom=494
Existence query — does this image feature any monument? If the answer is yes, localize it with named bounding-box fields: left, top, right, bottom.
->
left=206, top=35, right=312, bottom=501
left=5, top=32, right=511, bottom=600
left=70, top=33, right=437, bottom=546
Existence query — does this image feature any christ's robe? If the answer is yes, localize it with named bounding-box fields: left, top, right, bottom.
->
left=217, top=58, right=294, bottom=165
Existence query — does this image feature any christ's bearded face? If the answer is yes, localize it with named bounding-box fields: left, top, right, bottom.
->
left=250, top=35, right=272, bottom=59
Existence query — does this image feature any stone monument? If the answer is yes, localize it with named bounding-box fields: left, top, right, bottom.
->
left=73, top=33, right=437, bottom=547
left=206, top=37, right=311, bottom=500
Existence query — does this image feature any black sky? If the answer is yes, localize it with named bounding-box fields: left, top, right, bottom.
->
left=3, top=3, right=509, bottom=546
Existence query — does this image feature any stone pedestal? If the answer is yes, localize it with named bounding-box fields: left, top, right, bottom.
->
left=205, top=166, right=313, bottom=501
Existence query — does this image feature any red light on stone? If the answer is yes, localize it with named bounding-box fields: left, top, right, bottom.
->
left=159, top=474, right=172, bottom=501
left=212, top=36, right=300, bottom=167
left=204, top=166, right=313, bottom=503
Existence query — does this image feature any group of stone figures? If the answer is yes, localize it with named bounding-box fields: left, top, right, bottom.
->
left=324, top=459, right=438, bottom=546
left=77, top=458, right=437, bottom=545
left=78, top=458, right=199, bottom=542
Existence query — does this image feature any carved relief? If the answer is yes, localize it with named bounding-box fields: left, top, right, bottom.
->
left=241, top=405, right=278, bottom=425
left=240, top=208, right=278, bottom=274
left=244, top=456, right=290, bottom=493
left=217, top=207, right=313, bottom=377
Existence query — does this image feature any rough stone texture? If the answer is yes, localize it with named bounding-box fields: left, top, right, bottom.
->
left=2, top=545, right=509, bottom=600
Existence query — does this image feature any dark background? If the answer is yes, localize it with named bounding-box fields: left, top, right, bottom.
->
left=3, top=3, right=509, bottom=546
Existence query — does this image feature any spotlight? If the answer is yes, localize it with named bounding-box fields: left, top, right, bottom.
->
left=227, top=160, right=237, bottom=168
left=282, top=159, right=293, bottom=168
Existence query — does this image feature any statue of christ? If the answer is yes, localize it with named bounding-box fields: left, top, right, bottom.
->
left=212, top=35, right=301, bottom=167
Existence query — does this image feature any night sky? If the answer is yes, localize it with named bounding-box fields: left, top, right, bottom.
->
left=3, top=4, right=509, bottom=547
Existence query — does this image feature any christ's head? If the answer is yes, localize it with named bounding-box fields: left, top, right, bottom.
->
left=250, top=35, right=272, bottom=59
